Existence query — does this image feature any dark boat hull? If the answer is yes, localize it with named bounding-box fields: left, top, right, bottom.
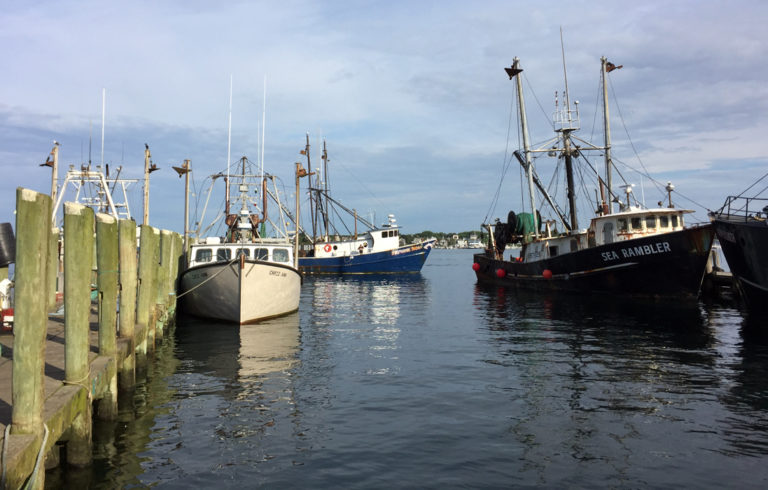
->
left=473, top=225, right=714, bottom=301
left=711, top=216, right=768, bottom=309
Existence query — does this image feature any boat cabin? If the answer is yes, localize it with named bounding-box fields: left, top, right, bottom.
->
left=518, top=207, right=691, bottom=262
left=188, top=237, right=293, bottom=268
left=312, top=226, right=401, bottom=258
left=589, top=207, right=690, bottom=245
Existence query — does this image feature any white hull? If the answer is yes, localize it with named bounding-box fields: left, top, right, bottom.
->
left=180, top=259, right=301, bottom=324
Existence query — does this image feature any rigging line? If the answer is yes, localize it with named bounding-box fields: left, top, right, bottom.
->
left=588, top=71, right=602, bottom=143
left=522, top=71, right=556, bottom=132
left=609, top=77, right=664, bottom=197
left=611, top=156, right=710, bottom=212
left=734, top=170, right=768, bottom=199
left=176, top=255, right=240, bottom=300
left=727, top=181, right=768, bottom=214
left=574, top=159, right=594, bottom=216
left=329, top=156, right=387, bottom=212
left=483, top=83, right=517, bottom=223
left=517, top=93, right=525, bottom=211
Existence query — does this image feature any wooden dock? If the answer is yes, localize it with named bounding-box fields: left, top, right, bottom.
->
left=0, top=189, right=182, bottom=489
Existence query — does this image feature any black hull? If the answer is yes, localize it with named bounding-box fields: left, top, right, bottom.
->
left=474, top=225, right=714, bottom=301
left=711, top=216, right=768, bottom=309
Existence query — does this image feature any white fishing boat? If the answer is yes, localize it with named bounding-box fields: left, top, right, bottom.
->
left=179, top=157, right=302, bottom=324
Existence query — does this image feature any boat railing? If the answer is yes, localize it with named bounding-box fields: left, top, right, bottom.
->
left=716, top=195, right=768, bottom=221
left=553, top=106, right=580, bottom=132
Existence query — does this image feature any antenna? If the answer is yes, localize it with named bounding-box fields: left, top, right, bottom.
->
left=559, top=27, right=571, bottom=121
left=88, top=120, right=92, bottom=167
left=226, top=74, right=233, bottom=185
left=101, top=88, right=106, bottom=167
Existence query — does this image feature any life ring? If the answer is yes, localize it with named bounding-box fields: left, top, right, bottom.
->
left=323, top=243, right=332, bottom=252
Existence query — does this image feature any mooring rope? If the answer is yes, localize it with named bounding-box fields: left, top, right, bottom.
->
left=1, top=422, right=50, bottom=490
left=175, top=255, right=240, bottom=300
left=1, top=423, right=10, bottom=488
left=22, top=424, right=48, bottom=490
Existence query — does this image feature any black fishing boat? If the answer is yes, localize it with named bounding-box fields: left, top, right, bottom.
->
left=710, top=187, right=768, bottom=309
left=473, top=52, right=714, bottom=301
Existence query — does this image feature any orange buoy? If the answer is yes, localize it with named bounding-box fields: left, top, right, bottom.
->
left=496, top=268, right=506, bottom=278
left=472, top=262, right=480, bottom=271
left=542, top=269, right=553, bottom=279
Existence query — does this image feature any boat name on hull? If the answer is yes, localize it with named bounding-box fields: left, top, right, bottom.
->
left=601, top=241, right=671, bottom=262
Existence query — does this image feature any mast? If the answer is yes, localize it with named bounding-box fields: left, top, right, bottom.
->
left=302, top=134, right=316, bottom=242
left=183, top=160, right=190, bottom=252
left=261, top=76, right=266, bottom=179
left=601, top=56, right=614, bottom=214
left=143, top=144, right=151, bottom=225
left=562, top=131, right=579, bottom=231
left=226, top=75, right=233, bottom=216
left=322, top=140, right=330, bottom=241
left=559, top=31, right=579, bottom=232
left=49, top=142, right=59, bottom=211
left=505, top=58, right=539, bottom=238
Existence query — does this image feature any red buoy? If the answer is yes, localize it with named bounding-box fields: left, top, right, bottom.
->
left=496, top=268, right=506, bottom=278
left=542, top=269, right=553, bottom=279
left=472, top=262, right=480, bottom=271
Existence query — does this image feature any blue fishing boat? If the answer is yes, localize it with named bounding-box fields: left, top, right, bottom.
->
left=297, top=136, right=435, bottom=274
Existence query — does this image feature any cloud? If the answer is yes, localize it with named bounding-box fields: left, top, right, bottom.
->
left=2, top=0, right=767, bottom=233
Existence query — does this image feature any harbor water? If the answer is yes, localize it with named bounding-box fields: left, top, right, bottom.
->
left=49, top=249, right=768, bottom=488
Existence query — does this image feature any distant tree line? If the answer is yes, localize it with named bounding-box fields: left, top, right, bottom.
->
left=400, top=230, right=486, bottom=247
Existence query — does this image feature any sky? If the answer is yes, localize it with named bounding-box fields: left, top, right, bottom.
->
left=2, top=0, right=767, bottom=236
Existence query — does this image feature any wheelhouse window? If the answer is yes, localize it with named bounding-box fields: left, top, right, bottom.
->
left=631, top=217, right=642, bottom=230
left=645, top=215, right=657, bottom=229
left=273, top=248, right=290, bottom=262
left=549, top=245, right=559, bottom=257
left=617, top=218, right=628, bottom=232
left=602, top=222, right=615, bottom=244
left=236, top=248, right=250, bottom=258
left=659, top=215, right=669, bottom=228
left=216, top=248, right=231, bottom=261
left=393, top=230, right=399, bottom=237
left=671, top=215, right=679, bottom=227
left=195, top=248, right=212, bottom=263
left=254, top=248, right=269, bottom=260
left=570, top=239, right=578, bottom=252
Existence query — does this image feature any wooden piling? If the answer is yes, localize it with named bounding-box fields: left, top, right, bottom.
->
left=47, top=226, right=59, bottom=311
left=62, top=202, right=94, bottom=466
left=95, top=213, right=118, bottom=420
left=11, top=188, right=52, bottom=435
left=63, top=203, right=94, bottom=386
left=168, top=232, right=182, bottom=319
left=2, top=191, right=184, bottom=486
left=117, top=218, right=137, bottom=388
left=136, top=225, right=159, bottom=355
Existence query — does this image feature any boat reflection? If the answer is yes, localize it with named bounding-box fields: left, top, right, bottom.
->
left=238, top=312, right=300, bottom=379
left=303, top=274, right=429, bottom=376
left=305, top=274, right=428, bottom=328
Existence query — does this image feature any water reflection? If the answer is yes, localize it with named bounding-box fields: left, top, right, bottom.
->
left=472, top=283, right=768, bottom=480
left=303, top=275, right=429, bottom=377
left=237, top=313, right=300, bottom=395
